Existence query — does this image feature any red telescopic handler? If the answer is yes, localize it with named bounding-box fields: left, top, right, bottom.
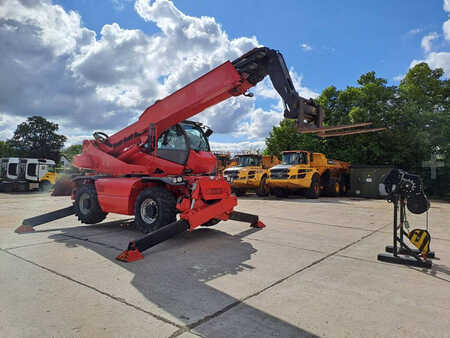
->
left=16, top=47, right=383, bottom=262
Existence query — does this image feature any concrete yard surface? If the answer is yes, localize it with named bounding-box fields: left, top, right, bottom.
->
left=0, top=192, right=449, bottom=337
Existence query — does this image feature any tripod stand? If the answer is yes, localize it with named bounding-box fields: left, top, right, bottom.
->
left=377, top=192, right=434, bottom=268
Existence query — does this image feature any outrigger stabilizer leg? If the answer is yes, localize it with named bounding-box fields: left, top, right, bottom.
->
left=116, top=210, right=265, bottom=263
left=15, top=206, right=75, bottom=233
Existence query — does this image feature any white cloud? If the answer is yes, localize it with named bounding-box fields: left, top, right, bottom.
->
left=300, top=43, right=312, bottom=51
left=443, top=19, right=450, bottom=40
left=406, top=2, right=450, bottom=78
left=393, top=74, right=405, bottom=82
left=0, top=0, right=317, bottom=146
left=411, top=52, right=450, bottom=76
left=210, top=140, right=265, bottom=153
left=421, top=32, right=439, bottom=52
left=111, top=0, right=132, bottom=11
left=444, top=0, right=450, bottom=12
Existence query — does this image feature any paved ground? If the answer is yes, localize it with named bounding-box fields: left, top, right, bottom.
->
left=0, top=192, right=449, bottom=337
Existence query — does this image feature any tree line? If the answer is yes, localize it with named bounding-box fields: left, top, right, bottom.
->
left=1, top=62, right=448, bottom=175
left=265, top=62, right=449, bottom=170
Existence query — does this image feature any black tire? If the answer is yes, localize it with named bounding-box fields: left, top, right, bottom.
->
left=339, top=176, right=349, bottom=196
left=134, top=187, right=176, bottom=233
left=305, top=174, right=320, bottom=199
left=256, top=176, right=269, bottom=197
left=74, top=184, right=108, bottom=224
left=232, top=188, right=246, bottom=197
left=2, top=182, right=14, bottom=193
left=326, top=178, right=340, bottom=197
left=39, top=180, right=51, bottom=192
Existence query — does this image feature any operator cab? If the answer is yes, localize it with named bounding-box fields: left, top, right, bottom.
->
left=155, top=121, right=212, bottom=166
left=235, top=155, right=261, bottom=167
left=281, top=151, right=308, bottom=165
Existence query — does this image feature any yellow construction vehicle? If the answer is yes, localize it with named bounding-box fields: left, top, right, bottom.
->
left=223, top=154, right=279, bottom=196
left=267, top=150, right=349, bottom=198
left=213, top=152, right=232, bottom=176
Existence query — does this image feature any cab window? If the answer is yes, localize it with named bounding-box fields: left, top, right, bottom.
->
left=27, top=163, right=37, bottom=176
left=8, top=163, right=17, bottom=176
left=156, top=125, right=189, bottom=165
left=157, top=126, right=187, bottom=150
left=182, top=123, right=209, bottom=152
left=282, top=152, right=307, bottom=165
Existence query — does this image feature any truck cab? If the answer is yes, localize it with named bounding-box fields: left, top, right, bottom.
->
left=25, top=159, right=57, bottom=186
left=267, top=150, right=349, bottom=198
left=0, top=158, right=57, bottom=192
left=223, top=154, right=279, bottom=196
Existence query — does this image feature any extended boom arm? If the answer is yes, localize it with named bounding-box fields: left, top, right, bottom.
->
left=95, top=47, right=323, bottom=157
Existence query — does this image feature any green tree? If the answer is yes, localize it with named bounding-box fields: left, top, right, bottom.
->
left=265, top=63, right=449, bottom=169
left=0, top=140, right=15, bottom=157
left=264, top=119, right=324, bottom=158
left=62, top=144, right=82, bottom=161
left=7, top=116, right=67, bottom=161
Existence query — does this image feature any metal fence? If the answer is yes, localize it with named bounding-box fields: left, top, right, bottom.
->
left=407, top=167, right=450, bottom=200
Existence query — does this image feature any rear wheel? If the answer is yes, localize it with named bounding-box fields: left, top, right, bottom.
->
left=305, top=174, right=320, bottom=199
left=326, top=178, right=340, bottom=197
left=74, top=184, right=108, bottom=224
left=256, top=176, right=269, bottom=197
left=134, top=187, right=176, bottom=233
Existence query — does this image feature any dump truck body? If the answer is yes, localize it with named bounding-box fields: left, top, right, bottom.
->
left=267, top=151, right=349, bottom=198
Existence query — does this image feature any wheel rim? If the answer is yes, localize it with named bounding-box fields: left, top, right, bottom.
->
left=140, top=198, right=158, bottom=224
left=79, top=192, right=92, bottom=215
left=314, top=182, right=319, bottom=194
left=335, top=182, right=340, bottom=193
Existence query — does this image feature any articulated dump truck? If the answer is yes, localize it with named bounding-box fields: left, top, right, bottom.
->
left=267, top=150, right=349, bottom=198
left=223, top=154, right=279, bottom=196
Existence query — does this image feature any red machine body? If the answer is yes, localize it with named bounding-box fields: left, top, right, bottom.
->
left=19, top=47, right=328, bottom=261
left=70, top=47, right=326, bottom=241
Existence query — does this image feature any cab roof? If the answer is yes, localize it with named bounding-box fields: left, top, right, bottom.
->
left=281, top=150, right=309, bottom=153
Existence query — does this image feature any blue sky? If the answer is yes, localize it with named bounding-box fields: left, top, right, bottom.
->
left=1, top=0, right=449, bottom=150
left=54, top=0, right=447, bottom=90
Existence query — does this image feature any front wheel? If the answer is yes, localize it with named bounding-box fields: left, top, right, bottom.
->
left=134, top=187, right=176, bottom=233
left=256, top=176, right=269, bottom=197
left=74, top=184, right=108, bottom=224
left=305, top=174, right=320, bottom=199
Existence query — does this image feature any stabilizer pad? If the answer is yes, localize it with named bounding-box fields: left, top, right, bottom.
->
left=116, top=248, right=144, bottom=263
left=14, top=225, right=36, bottom=234
left=252, top=220, right=266, bottom=228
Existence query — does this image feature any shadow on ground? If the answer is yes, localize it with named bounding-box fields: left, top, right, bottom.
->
left=239, top=194, right=362, bottom=205
left=44, top=219, right=318, bottom=337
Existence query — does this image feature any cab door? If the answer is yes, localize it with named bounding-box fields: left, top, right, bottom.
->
left=156, top=125, right=189, bottom=165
